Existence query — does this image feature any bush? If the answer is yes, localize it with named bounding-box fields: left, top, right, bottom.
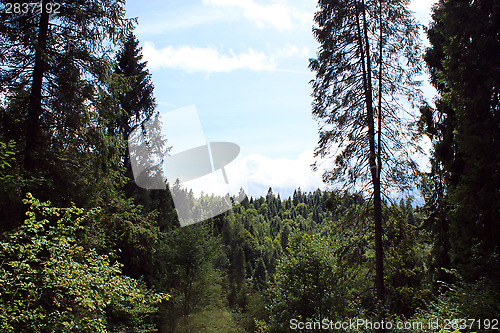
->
left=0, top=194, right=168, bottom=332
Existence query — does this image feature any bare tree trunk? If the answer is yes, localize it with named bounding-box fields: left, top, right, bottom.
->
left=377, top=0, right=383, bottom=174
left=375, top=0, right=385, bottom=306
left=356, top=0, right=385, bottom=306
left=25, top=0, right=50, bottom=172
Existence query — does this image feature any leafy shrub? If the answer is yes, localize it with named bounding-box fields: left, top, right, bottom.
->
left=0, top=194, right=168, bottom=332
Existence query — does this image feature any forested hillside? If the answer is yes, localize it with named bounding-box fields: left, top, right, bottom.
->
left=1, top=0, right=499, bottom=332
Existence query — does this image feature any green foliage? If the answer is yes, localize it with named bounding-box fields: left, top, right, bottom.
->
left=83, top=196, right=162, bottom=284
left=408, top=269, right=500, bottom=331
left=156, top=222, right=225, bottom=331
left=113, top=31, right=156, bottom=137
left=0, top=0, right=496, bottom=330
left=0, top=140, right=23, bottom=229
left=0, top=141, right=15, bottom=172
left=422, top=0, right=500, bottom=286
left=173, top=309, right=244, bottom=333
left=265, top=233, right=348, bottom=332
left=384, top=203, right=432, bottom=316
left=0, top=194, right=168, bottom=332
left=0, top=0, right=135, bottom=210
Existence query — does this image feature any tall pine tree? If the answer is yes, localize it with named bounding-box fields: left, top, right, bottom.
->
left=113, top=32, right=156, bottom=139
left=113, top=32, right=176, bottom=229
left=113, top=32, right=158, bottom=198
left=309, top=0, right=422, bottom=305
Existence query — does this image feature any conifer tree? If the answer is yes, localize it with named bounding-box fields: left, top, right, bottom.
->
left=113, top=32, right=156, bottom=140
left=422, top=0, right=500, bottom=284
left=310, top=0, right=422, bottom=304
left=0, top=0, right=134, bottom=208
left=113, top=32, right=158, bottom=197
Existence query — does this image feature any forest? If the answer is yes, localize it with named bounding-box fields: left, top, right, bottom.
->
left=0, top=0, right=499, bottom=332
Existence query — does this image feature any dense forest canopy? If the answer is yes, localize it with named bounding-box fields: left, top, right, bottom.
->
left=0, top=0, right=499, bottom=332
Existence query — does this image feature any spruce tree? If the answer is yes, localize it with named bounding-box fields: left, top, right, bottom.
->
left=114, top=32, right=156, bottom=197
left=422, top=0, right=500, bottom=284
left=309, top=0, right=422, bottom=305
left=113, top=32, right=156, bottom=139
left=113, top=32, right=177, bottom=231
left=0, top=0, right=134, bottom=212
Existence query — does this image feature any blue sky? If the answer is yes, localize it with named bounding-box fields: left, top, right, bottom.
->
left=125, top=0, right=438, bottom=199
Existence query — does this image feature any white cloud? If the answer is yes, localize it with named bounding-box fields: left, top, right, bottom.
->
left=176, top=149, right=325, bottom=199
left=133, top=0, right=314, bottom=35
left=277, top=43, right=311, bottom=58
left=177, top=142, right=431, bottom=201
left=409, top=0, right=437, bottom=13
left=142, top=42, right=312, bottom=73
left=142, top=42, right=275, bottom=72
left=229, top=149, right=325, bottom=198
left=410, top=0, right=439, bottom=25
left=415, top=136, right=433, bottom=174
left=202, top=0, right=313, bottom=31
